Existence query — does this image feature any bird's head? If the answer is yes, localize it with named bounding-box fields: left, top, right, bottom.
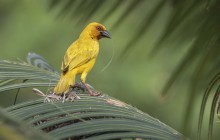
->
left=81, top=22, right=111, bottom=40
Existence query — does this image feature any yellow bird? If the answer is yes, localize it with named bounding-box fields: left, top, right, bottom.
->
left=54, top=22, right=111, bottom=96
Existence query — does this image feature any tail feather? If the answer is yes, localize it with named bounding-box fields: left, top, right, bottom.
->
left=54, top=71, right=76, bottom=94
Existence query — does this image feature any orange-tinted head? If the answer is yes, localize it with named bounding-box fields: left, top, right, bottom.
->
left=81, top=22, right=111, bottom=40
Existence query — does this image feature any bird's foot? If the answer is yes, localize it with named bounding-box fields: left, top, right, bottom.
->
left=58, top=91, right=81, bottom=103
left=33, top=88, right=80, bottom=102
left=65, top=91, right=81, bottom=101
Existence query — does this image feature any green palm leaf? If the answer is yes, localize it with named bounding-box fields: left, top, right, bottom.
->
left=0, top=53, right=59, bottom=93
left=197, top=73, right=220, bottom=140
left=6, top=95, right=184, bottom=140
left=0, top=106, right=56, bottom=140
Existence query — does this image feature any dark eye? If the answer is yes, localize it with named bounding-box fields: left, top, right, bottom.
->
left=96, top=26, right=102, bottom=31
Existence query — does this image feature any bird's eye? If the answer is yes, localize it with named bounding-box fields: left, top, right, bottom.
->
left=96, top=26, right=102, bottom=31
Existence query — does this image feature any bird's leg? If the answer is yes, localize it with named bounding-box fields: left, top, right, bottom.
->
left=72, top=82, right=95, bottom=92
left=66, top=91, right=80, bottom=101
left=81, top=73, right=100, bottom=96
left=81, top=81, right=100, bottom=96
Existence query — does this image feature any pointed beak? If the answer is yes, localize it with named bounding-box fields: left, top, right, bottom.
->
left=100, top=30, right=111, bottom=39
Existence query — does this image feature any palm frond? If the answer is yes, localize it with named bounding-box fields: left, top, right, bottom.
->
left=0, top=53, right=59, bottom=93
left=0, top=79, right=15, bottom=86
left=122, top=0, right=167, bottom=56
left=111, top=0, right=144, bottom=30
left=208, top=87, right=219, bottom=140
left=6, top=94, right=185, bottom=140
left=197, top=72, right=220, bottom=139
left=197, top=72, right=220, bottom=140
left=100, top=0, right=125, bottom=23
left=156, top=0, right=220, bottom=96
left=0, top=106, right=55, bottom=140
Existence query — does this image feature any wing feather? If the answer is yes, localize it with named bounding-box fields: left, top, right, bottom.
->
left=61, top=40, right=98, bottom=73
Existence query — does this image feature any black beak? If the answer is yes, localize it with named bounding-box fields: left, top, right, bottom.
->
left=100, top=30, right=111, bottom=39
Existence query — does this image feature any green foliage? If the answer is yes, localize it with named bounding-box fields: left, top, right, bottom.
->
left=6, top=95, right=184, bottom=140
left=0, top=107, right=55, bottom=140
left=198, top=73, right=220, bottom=140
left=0, top=53, right=59, bottom=93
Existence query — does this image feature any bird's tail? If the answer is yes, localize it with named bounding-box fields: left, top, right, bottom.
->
left=54, top=71, right=76, bottom=94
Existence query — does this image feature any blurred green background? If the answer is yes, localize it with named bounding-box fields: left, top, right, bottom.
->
left=0, top=0, right=220, bottom=140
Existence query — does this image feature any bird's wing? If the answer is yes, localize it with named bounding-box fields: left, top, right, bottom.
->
left=61, top=41, right=97, bottom=73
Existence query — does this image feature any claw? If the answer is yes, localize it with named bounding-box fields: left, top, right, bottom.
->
left=66, top=91, right=80, bottom=102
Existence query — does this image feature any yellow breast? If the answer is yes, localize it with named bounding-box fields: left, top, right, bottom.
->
left=72, top=39, right=99, bottom=74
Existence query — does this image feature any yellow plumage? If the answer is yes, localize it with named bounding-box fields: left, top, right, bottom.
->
left=54, top=22, right=111, bottom=95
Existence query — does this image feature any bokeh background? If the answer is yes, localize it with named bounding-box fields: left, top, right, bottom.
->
left=0, top=0, right=220, bottom=140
